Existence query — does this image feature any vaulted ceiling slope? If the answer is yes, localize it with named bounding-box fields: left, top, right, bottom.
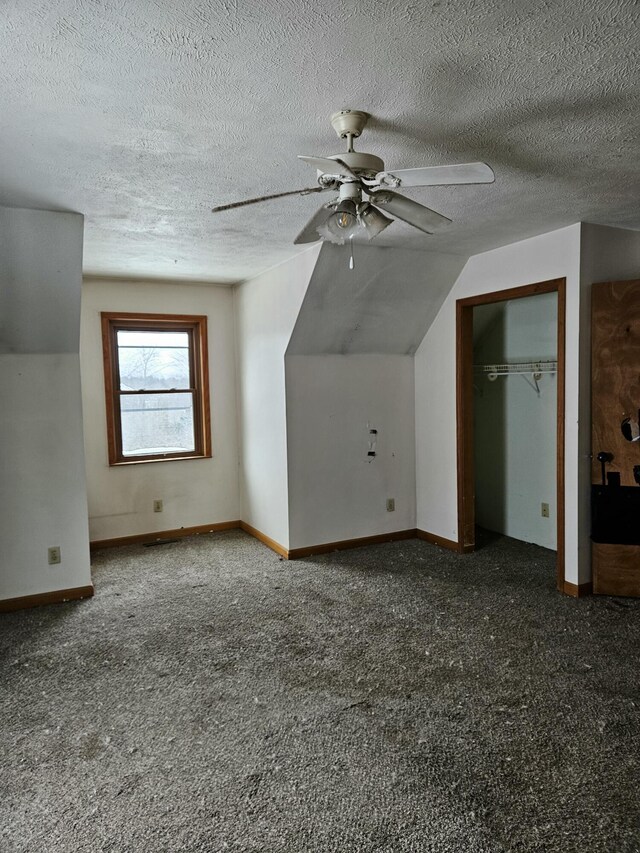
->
left=287, top=243, right=467, bottom=355
left=1, top=1, right=638, bottom=282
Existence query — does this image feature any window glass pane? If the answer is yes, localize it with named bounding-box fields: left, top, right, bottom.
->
left=117, top=330, right=191, bottom=391
left=120, top=393, right=195, bottom=457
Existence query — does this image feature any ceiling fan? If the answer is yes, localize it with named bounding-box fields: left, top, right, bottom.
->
left=211, top=110, right=495, bottom=246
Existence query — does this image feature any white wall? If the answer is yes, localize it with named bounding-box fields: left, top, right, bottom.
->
left=0, top=208, right=82, bottom=354
left=580, top=223, right=640, bottom=285
left=80, top=278, right=240, bottom=541
left=474, top=293, right=558, bottom=549
left=286, top=355, right=416, bottom=549
left=234, top=246, right=321, bottom=549
left=0, top=207, right=91, bottom=600
left=415, top=224, right=583, bottom=583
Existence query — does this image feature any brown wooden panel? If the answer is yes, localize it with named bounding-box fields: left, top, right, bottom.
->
left=591, top=279, right=640, bottom=597
left=591, top=280, right=640, bottom=487
left=593, top=543, right=640, bottom=597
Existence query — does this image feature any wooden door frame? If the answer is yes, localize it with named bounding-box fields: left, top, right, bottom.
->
left=456, top=278, right=566, bottom=592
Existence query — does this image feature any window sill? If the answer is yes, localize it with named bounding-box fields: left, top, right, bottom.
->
left=109, top=452, right=212, bottom=466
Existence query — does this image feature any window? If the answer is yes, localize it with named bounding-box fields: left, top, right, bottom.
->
left=101, top=313, right=211, bottom=465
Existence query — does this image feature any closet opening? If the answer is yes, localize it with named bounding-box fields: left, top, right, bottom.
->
left=456, top=279, right=566, bottom=592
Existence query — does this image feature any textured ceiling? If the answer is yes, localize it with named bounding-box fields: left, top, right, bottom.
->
left=1, top=0, right=639, bottom=283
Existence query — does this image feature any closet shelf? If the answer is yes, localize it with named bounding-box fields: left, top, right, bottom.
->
left=474, top=360, right=557, bottom=377
left=474, top=360, right=557, bottom=395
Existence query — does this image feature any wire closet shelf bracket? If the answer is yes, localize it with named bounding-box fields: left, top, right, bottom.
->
left=474, top=360, right=557, bottom=395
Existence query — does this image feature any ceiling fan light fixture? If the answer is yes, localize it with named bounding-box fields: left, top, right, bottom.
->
left=359, top=203, right=392, bottom=240
left=334, top=199, right=358, bottom=228
left=317, top=198, right=360, bottom=243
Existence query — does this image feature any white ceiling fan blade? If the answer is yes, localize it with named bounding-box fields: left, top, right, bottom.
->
left=212, top=186, right=324, bottom=213
left=369, top=191, right=452, bottom=234
left=298, top=155, right=358, bottom=180
left=293, top=203, right=336, bottom=245
left=376, top=162, right=495, bottom=188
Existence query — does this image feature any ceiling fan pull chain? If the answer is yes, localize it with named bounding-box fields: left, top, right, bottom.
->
left=349, top=237, right=355, bottom=270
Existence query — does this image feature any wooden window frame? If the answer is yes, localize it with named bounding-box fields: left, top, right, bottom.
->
left=101, top=312, right=212, bottom=466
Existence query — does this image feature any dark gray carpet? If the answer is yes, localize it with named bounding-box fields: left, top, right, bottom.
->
left=1, top=530, right=639, bottom=852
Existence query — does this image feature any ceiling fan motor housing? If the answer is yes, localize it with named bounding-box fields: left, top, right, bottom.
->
left=338, top=182, right=361, bottom=202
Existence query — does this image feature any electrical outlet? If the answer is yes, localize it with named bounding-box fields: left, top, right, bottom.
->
left=48, top=546, right=61, bottom=565
left=386, top=498, right=395, bottom=512
left=153, top=499, right=163, bottom=513
left=541, top=502, right=550, bottom=518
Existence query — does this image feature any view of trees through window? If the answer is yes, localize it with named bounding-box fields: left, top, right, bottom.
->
left=116, top=330, right=195, bottom=456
